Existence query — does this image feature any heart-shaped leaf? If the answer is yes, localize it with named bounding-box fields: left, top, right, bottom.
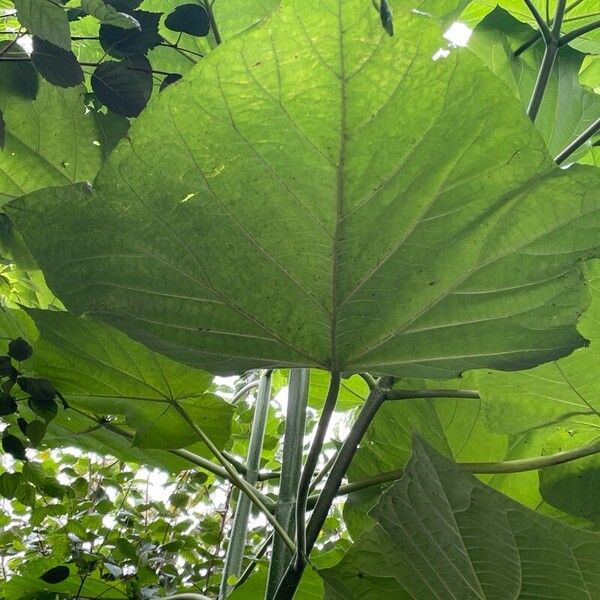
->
left=8, top=0, right=600, bottom=378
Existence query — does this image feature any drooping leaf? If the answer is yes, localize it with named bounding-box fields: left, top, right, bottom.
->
left=165, top=4, right=210, bottom=37
left=8, top=337, right=33, bottom=361
left=24, top=308, right=234, bottom=452
left=2, top=434, right=27, bottom=461
left=8, top=0, right=600, bottom=379
left=25, top=419, right=47, bottom=446
left=0, top=393, right=17, bottom=416
left=469, top=8, right=600, bottom=160
left=30, top=37, right=85, bottom=88
left=39, top=565, right=70, bottom=585
left=322, top=438, right=600, bottom=599
left=13, top=0, right=71, bottom=51
left=160, top=72, right=183, bottom=92
left=81, top=0, right=141, bottom=29
left=91, top=55, right=153, bottom=117
left=99, top=10, right=161, bottom=58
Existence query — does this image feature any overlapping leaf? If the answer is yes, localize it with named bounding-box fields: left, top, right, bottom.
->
left=8, top=0, right=600, bottom=379
left=322, top=439, right=600, bottom=599
left=24, top=308, right=234, bottom=452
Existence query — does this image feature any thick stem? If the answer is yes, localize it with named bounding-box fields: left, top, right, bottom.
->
left=294, top=372, right=341, bottom=569
left=273, top=379, right=393, bottom=600
left=555, top=115, right=600, bottom=164
left=219, top=371, right=272, bottom=600
left=266, top=369, right=309, bottom=600
left=527, top=40, right=559, bottom=120
left=523, top=0, right=552, bottom=41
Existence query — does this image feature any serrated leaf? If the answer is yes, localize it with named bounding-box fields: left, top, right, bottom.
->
left=23, top=460, right=45, bottom=485
left=91, top=55, right=153, bottom=117
left=14, top=0, right=71, bottom=51
left=10, top=0, right=600, bottom=378
left=81, top=0, right=141, bottom=29
left=31, top=37, right=84, bottom=88
left=0, top=471, right=21, bottom=498
left=99, top=10, right=161, bottom=58
left=26, top=419, right=47, bottom=446
left=8, top=337, right=32, bottom=361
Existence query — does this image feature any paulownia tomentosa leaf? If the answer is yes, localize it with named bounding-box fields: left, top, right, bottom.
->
left=321, top=438, right=600, bottom=599
left=21, top=308, right=234, bottom=452
left=8, top=0, right=600, bottom=378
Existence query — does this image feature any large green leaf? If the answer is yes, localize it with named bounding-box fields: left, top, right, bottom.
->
left=25, top=308, right=234, bottom=451
left=476, top=260, right=600, bottom=521
left=8, top=0, right=600, bottom=378
left=469, top=8, right=600, bottom=160
left=321, top=438, right=600, bottom=599
left=0, top=71, right=103, bottom=204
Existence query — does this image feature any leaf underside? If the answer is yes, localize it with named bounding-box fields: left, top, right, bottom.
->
left=8, top=0, right=600, bottom=378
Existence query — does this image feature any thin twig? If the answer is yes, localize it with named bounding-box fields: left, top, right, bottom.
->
left=555, top=115, right=600, bottom=164
left=172, top=401, right=296, bottom=554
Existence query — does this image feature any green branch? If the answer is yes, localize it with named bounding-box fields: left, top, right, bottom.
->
left=172, top=401, right=296, bottom=555
left=555, top=115, right=600, bottom=164
left=273, top=377, right=394, bottom=600
left=202, top=0, right=222, bottom=45
left=385, top=388, right=480, bottom=401
left=560, top=17, right=600, bottom=44
left=294, top=372, right=341, bottom=569
left=523, top=0, right=552, bottom=41
left=304, top=440, right=600, bottom=506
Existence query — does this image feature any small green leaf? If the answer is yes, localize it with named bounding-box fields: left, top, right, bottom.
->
left=169, top=491, right=189, bottom=508
left=165, top=4, right=210, bottom=37
left=91, top=56, right=153, bottom=117
left=8, top=337, right=33, bottom=361
left=31, top=37, right=84, bottom=88
left=26, top=419, right=47, bottom=446
left=28, top=396, right=58, bottom=423
left=39, top=565, right=70, bottom=584
left=18, top=377, right=56, bottom=401
left=99, top=10, right=161, bottom=58
left=0, top=393, right=17, bottom=416
left=42, top=477, right=65, bottom=499
left=2, top=434, right=27, bottom=461
left=23, top=460, right=45, bottom=486
left=13, top=0, right=71, bottom=51
left=0, top=472, right=21, bottom=499
left=15, top=482, right=36, bottom=506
